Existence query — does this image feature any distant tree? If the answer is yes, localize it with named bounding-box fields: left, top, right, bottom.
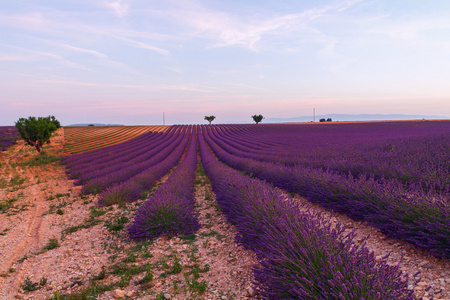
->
left=204, top=116, right=216, bottom=125
left=326, top=118, right=332, bottom=122
left=88, top=124, right=95, bottom=126
left=15, top=116, right=61, bottom=154
left=252, top=114, right=264, bottom=124
left=319, top=118, right=326, bottom=122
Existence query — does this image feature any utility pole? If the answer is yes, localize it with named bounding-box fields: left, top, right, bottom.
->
left=313, top=108, right=315, bottom=122
left=163, top=112, right=165, bottom=126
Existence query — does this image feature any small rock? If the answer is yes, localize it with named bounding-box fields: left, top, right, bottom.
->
left=126, top=291, right=136, bottom=297
left=375, top=255, right=383, bottom=262
left=417, top=282, right=428, bottom=287
left=114, top=289, right=126, bottom=298
left=418, top=261, right=429, bottom=267
left=164, top=294, right=172, bottom=299
left=422, top=264, right=433, bottom=269
left=247, top=287, right=256, bottom=297
left=15, top=294, right=24, bottom=299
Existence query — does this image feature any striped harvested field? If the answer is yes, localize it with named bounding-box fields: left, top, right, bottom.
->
left=64, top=125, right=168, bottom=154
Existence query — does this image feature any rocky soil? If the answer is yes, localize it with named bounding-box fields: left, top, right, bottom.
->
left=0, top=128, right=448, bottom=299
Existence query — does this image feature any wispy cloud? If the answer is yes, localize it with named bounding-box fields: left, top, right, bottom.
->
left=10, top=46, right=96, bottom=72
left=370, top=17, right=450, bottom=41
left=0, top=54, right=30, bottom=61
left=223, top=82, right=271, bottom=93
left=36, top=79, right=211, bottom=92
left=161, top=0, right=363, bottom=51
left=59, top=43, right=108, bottom=59
left=0, top=9, right=173, bottom=57
left=111, top=35, right=171, bottom=56
left=0, top=13, right=48, bottom=29
left=104, top=0, right=130, bottom=17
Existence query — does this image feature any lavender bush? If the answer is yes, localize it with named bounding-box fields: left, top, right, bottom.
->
left=64, top=128, right=177, bottom=179
left=203, top=125, right=450, bottom=259
left=97, top=128, right=191, bottom=205
left=0, top=126, right=19, bottom=152
left=208, top=122, right=450, bottom=190
left=127, top=129, right=200, bottom=240
left=62, top=129, right=164, bottom=167
left=198, top=126, right=413, bottom=299
left=80, top=128, right=188, bottom=195
left=64, top=131, right=163, bottom=177
left=74, top=129, right=182, bottom=185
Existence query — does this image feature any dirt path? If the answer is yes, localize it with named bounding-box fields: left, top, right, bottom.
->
left=0, top=129, right=67, bottom=298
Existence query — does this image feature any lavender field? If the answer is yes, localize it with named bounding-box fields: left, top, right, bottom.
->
left=60, top=120, right=450, bottom=299
left=0, top=126, right=19, bottom=152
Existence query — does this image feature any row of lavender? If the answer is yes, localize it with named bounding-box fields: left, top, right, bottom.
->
left=210, top=122, right=450, bottom=190
left=62, top=126, right=191, bottom=206
left=198, top=126, right=413, bottom=299
left=203, top=125, right=450, bottom=259
left=0, top=126, right=19, bottom=152
left=128, top=130, right=200, bottom=240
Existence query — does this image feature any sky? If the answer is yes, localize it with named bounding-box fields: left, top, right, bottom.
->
left=1, top=0, right=450, bottom=125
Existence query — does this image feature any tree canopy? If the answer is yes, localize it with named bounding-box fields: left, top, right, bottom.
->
left=252, top=114, right=264, bottom=124
left=204, top=116, right=216, bottom=125
left=15, top=116, right=61, bottom=153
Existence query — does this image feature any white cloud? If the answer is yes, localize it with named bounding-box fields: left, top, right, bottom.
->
left=35, top=79, right=211, bottom=92
left=0, top=54, right=30, bottom=61
left=371, top=17, right=450, bottom=41
left=10, top=46, right=96, bottom=72
left=159, top=0, right=363, bottom=51
left=0, top=13, right=47, bottom=29
left=59, top=44, right=108, bottom=59
left=105, top=0, right=130, bottom=17
left=112, top=35, right=170, bottom=56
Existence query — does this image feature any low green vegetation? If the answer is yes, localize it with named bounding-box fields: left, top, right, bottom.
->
left=104, top=214, right=129, bottom=232
left=21, top=154, right=60, bottom=166
left=0, top=198, right=17, bottom=213
left=43, top=238, right=59, bottom=251
left=20, top=276, right=47, bottom=293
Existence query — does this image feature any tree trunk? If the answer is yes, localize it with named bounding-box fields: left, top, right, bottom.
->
left=35, top=142, right=43, bottom=153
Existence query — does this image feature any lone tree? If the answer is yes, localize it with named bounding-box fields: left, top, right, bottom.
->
left=204, top=116, right=216, bottom=125
left=252, top=114, right=264, bottom=124
left=15, top=116, right=61, bottom=153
